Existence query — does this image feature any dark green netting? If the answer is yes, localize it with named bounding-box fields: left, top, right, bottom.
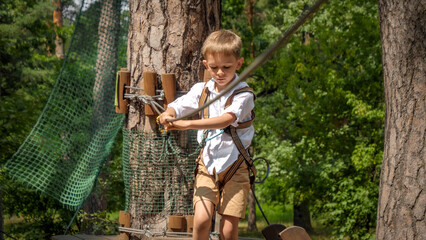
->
left=6, top=0, right=128, bottom=210
left=122, top=129, right=201, bottom=216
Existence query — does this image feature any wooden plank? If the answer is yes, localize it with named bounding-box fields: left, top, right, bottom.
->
left=52, top=234, right=263, bottom=240
left=279, top=226, right=311, bottom=240
left=52, top=235, right=118, bottom=240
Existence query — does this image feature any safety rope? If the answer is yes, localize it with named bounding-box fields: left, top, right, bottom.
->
left=125, top=91, right=165, bottom=115
left=204, top=129, right=225, bottom=142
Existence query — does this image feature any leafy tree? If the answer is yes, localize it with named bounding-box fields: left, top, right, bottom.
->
left=0, top=0, right=76, bottom=237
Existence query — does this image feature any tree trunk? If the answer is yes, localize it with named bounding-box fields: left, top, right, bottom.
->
left=81, top=156, right=109, bottom=234
left=376, top=1, right=425, bottom=239
left=126, top=0, right=220, bottom=238
left=248, top=188, right=258, bottom=231
left=293, top=200, right=313, bottom=234
left=247, top=0, right=256, bottom=58
left=53, top=0, right=64, bottom=59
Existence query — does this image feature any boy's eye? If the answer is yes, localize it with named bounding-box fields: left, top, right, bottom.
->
left=210, top=66, right=217, bottom=69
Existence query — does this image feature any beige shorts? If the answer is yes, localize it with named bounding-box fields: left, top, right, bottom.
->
left=193, top=155, right=250, bottom=219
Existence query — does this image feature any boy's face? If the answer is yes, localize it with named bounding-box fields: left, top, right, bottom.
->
left=203, top=53, right=244, bottom=92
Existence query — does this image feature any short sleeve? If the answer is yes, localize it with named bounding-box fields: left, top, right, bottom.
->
left=224, top=92, right=255, bottom=127
left=167, top=82, right=205, bottom=118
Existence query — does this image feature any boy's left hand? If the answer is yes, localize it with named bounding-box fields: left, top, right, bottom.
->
left=164, top=120, right=190, bottom=131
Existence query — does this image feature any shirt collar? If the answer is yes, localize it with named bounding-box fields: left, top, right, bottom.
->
left=206, top=74, right=245, bottom=96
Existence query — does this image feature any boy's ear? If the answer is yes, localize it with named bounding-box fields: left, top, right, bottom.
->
left=203, top=60, right=208, bottom=69
left=236, top=57, right=244, bottom=70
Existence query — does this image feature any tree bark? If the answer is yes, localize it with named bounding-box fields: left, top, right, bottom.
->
left=376, top=1, right=425, bottom=239
left=53, top=0, right=64, bottom=59
left=293, top=200, right=313, bottom=234
left=247, top=0, right=256, bottom=58
left=248, top=188, right=258, bottom=231
left=126, top=0, right=220, bottom=238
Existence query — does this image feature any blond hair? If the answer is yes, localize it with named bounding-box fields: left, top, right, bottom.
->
left=202, top=30, right=242, bottom=58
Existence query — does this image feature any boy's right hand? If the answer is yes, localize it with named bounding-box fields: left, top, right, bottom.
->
left=158, top=107, right=176, bottom=126
left=158, top=113, right=173, bottom=126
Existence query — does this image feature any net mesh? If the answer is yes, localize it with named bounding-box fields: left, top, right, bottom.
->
left=122, top=129, right=201, bottom=216
left=5, top=0, right=128, bottom=210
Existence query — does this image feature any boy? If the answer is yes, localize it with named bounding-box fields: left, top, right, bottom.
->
left=159, top=29, right=254, bottom=240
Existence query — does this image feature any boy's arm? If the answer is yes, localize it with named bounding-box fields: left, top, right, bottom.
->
left=164, top=112, right=236, bottom=131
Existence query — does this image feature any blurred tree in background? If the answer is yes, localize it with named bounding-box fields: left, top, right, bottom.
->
left=0, top=0, right=79, bottom=238
left=224, top=0, right=383, bottom=239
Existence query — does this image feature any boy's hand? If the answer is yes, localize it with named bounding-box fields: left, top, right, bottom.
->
left=164, top=120, right=190, bottom=131
left=159, top=113, right=174, bottom=126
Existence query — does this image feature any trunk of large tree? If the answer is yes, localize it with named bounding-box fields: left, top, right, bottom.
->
left=126, top=0, right=220, bottom=238
left=376, top=1, right=425, bottom=239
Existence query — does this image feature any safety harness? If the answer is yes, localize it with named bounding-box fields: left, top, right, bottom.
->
left=198, top=83, right=257, bottom=190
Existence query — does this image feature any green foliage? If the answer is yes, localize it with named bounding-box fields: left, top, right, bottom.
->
left=223, top=0, right=383, bottom=239
left=77, top=210, right=119, bottom=235
left=1, top=0, right=127, bottom=237
left=98, top=132, right=126, bottom=212
left=0, top=0, right=77, bottom=237
left=1, top=0, right=59, bottom=171
left=1, top=170, right=76, bottom=238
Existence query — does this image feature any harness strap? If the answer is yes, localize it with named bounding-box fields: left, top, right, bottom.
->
left=199, top=84, right=210, bottom=119
left=200, top=85, right=255, bottom=128
left=224, top=86, right=255, bottom=108
left=224, top=86, right=255, bottom=129
left=221, top=126, right=257, bottom=189
left=198, top=84, right=257, bottom=190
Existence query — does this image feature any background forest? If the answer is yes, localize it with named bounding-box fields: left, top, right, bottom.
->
left=0, top=0, right=383, bottom=239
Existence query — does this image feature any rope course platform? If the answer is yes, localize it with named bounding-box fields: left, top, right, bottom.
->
left=6, top=0, right=325, bottom=238
left=52, top=235, right=262, bottom=240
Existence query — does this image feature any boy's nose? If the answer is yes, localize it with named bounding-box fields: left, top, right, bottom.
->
left=217, top=68, right=225, bottom=76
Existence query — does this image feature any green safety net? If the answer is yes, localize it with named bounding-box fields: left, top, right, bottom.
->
left=6, top=0, right=128, bottom=210
left=122, top=130, right=201, bottom=216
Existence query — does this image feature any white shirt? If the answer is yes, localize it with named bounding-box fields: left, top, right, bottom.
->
left=168, top=76, right=255, bottom=174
